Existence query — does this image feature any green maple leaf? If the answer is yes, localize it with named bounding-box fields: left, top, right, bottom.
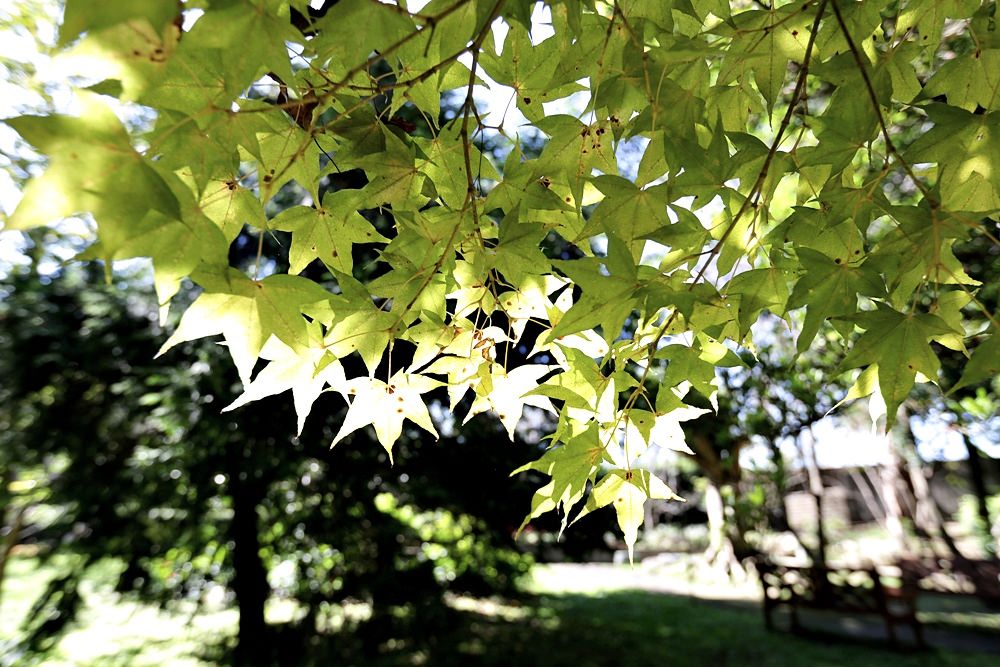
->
left=465, top=364, right=556, bottom=440
left=868, top=206, right=978, bottom=304
left=717, top=6, right=813, bottom=110
left=923, top=49, right=1000, bottom=112
left=271, top=189, right=388, bottom=275
left=574, top=469, right=681, bottom=563
left=198, top=176, right=267, bottom=243
left=897, top=0, right=981, bottom=53
left=357, top=128, right=425, bottom=209
left=492, top=212, right=550, bottom=285
left=667, top=126, right=732, bottom=208
left=59, top=0, right=178, bottom=46
left=223, top=335, right=346, bottom=435
left=158, top=270, right=332, bottom=383
left=657, top=343, right=722, bottom=408
left=580, top=175, right=671, bottom=245
left=415, top=123, right=498, bottom=210
left=255, top=121, right=321, bottom=201
left=480, top=23, right=585, bottom=123
left=324, top=310, right=396, bottom=376
left=551, top=235, right=639, bottom=342
left=140, top=47, right=247, bottom=115
left=58, top=17, right=178, bottom=102
left=951, top=326, right=1000, bottom=394
left=533, top=115, right=618, bottom=203
left=906, top=105, right=1000, bottom=214
left=788, top=248, right=885, bottom=354
left=332, top=373, right=441, bottom=461
left=512, top=423, right=608, bottom=535
left=800, top=80, right=883, bottom=174
left=725, top=267, right=792, bottom=337
left=80, top=208, right=228, bottom=323
left=182, top=1, right=297, bottom=87
left=483, top=144, right=573, bottom=215
left=309, top=0, right=414, bottom=68
left=841, top=305, right=955, bottom=428
left=150, top=114, right=240, bottom=195
left=4, top=94, right=180, bottom=261
left=776, top=208, right=866, bottom=264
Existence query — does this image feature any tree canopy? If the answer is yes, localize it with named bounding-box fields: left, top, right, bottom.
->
left=2, top=0, right=998, bottom=558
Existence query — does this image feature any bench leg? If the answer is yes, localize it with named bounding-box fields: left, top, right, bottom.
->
left=885, top=618, right=898, bottom=647
left=913, top=618, right=927, bottom=649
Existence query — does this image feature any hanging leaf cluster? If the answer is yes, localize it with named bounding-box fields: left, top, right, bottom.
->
left=3, top=0, right=999, bottom=559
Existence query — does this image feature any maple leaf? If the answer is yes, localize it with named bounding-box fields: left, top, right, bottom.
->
left=841, top=305, right=955, bottom=428
left=619, top=400, right=711, bottom=462
left=906, top=105, right=1000, bottom=214
left=788, top=248, right=885, bottom=354
left=513, top=423, right=608, bottom=535
left=4, top=94, right=180, bottom=262
left=951, top=325, right=1000, bottom=394
left=717, top=6, right=812, bottom=109
left=157, top=270, right=332, bottom=384
left=574, top=469, right=681, bottom=563
left=223, top=336, right=346, bottom=436
left=464, top=364, right=557, bottom=440
left=332, top=373, right=441, bottom=461
left=271, top=189, right=388, bottom=275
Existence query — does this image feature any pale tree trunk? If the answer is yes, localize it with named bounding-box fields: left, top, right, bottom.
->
left=704, top=480, right=727, bottom=562
left=848, top=467, right=887, bottom=528
left=690, top=434, right=749, bottom=578
left=879, top=434, right=909, bottom=554
left=897, top=409, right=963, bottom=559
left=802, top=429, right=828, bottom=568
left=960, top=430, right=995, bottom=558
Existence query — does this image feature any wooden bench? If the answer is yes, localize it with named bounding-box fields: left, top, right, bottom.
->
left=897, top=557, right=1000, bottom=608
left=757, top=562, right=925, bottom=648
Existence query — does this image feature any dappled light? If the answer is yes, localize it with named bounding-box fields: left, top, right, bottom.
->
left=1, top=0, right=999, bottom=665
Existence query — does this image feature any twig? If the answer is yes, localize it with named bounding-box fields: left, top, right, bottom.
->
left=829, top=0, right=935, bottom=204
left=691, top=0, right=830, bottom=285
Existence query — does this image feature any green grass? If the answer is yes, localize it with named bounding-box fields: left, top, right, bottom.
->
left=2, top=557, right=998, bottom=666
left=1, top=556, right=231, bottom=666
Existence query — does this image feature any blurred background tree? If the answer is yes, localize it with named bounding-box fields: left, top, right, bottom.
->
left=0, top=244, right=552, bottom=665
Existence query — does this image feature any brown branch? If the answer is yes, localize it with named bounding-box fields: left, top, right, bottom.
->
left=393, top=0, right=507, bottom=324
left=691, top=0, right=830, bottom=285
left=829, top=0, right=935, bottom=204
left=606, top=1, right=832, bottom=451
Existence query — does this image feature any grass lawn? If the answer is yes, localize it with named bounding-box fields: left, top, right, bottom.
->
left=2, top=557, right=998, bottom=666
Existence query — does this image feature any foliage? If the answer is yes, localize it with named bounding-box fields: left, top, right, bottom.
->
left=0, top=265, right=535, bottom=664
left=2, top=0, right=999, bottom=557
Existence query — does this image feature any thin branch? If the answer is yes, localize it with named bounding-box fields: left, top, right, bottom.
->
left=394, top=0, right=507, bottom=325
left=829, top=0, right=935, bottom=204
left=691, top=0, right=830, bottom=285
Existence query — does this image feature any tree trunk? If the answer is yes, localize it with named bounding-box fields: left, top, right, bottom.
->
left=688, top=434, right=751, bottom=577
left=847, top=466, right=886, bottom=528
left=897, top=421, right=963, bottom=559
left=878, top=437, right=909, bottom=554
left=227, top=444, right=271, bottom=667
left=802, top=430, right=828, bottom=568
left=962, top=431, right=995, bottom=558
left=704, top=479, right=726, bottom=563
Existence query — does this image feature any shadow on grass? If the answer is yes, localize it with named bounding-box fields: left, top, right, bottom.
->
left=214, top=590, right=1000, bottom=667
